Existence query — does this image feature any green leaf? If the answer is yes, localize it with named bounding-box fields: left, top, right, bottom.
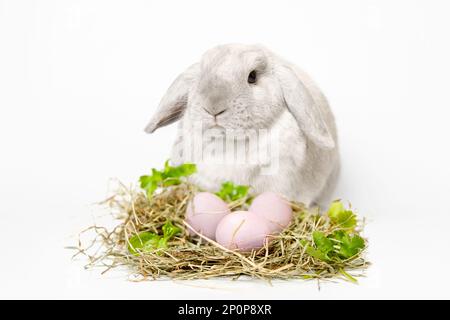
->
left=302, top=232, right=335, bottom=262
left=233, top=185, right=250, bottom=201
left=311, top=231, right=334, bottom=262
left=139, top=175, right=152, bottom=189
left=328, top=200, right=357, bottom=229
left=128, top=232, right=161, bottom=255
left=159, top=220, right=181, bottom=248
left=336, top=210, right=357, bottom=229
left=305, top=245, right=330, bottom=261
left=173, top=163, right=197, bottom=177
left=340, top=235, right=365, bottom=259
left=332, top=231, right=365, bottom=259
left=127, top=220, right=181, bottom=255
left=162, top=220, right=181, bottom=239
left=302, top=202, right=366, bottom=263
left=140, top=161, right=197, bottom=198
left=146, top=180, right=159, bottom=198
left=331, top=230, right=346, bottom=242
left=162, top=162, right=196, bottom=179
left=328, top=200, right=345, bottom=220
left=163, top=159, right=171, bottom=174
left=142, top=236, right=164, bottom=251
left=151, top=168, right=163, bottom=182
left=216, top=181, right=233, bottom=199
left=215, top=181, right=249, bottom=202
left=313, top=231, right=333, bottom=252
left=162, top=177, right=181, bottom=187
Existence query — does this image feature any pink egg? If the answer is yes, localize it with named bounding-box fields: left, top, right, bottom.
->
left=185, top=192, right=230, bottom=240
left=215, top=211, right=271, bottom=251
left=249, top=191, right=293, bottom=233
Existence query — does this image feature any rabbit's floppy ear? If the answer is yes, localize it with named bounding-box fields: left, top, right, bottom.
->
left=144, top=63, right=199, bottom=133
left=275, top=63, right=335, bottom=149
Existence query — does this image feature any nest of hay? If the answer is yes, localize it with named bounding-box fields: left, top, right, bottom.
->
left=73, top=182, right=369, bottom=282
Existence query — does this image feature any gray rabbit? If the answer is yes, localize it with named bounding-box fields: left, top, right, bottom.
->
left=145, top=44, right=339, bottom=207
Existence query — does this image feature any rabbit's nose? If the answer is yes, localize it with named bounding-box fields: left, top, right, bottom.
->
left=203, top=105, right=227, bottom=117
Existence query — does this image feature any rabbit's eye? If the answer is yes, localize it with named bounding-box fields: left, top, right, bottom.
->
left=248, top=70, right=257, bottom=84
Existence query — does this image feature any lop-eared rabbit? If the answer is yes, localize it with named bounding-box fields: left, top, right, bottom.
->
left=145, top=44, right=339, bottom=207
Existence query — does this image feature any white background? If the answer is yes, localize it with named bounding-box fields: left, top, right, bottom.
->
left=1, top=0, right=449, bottom=299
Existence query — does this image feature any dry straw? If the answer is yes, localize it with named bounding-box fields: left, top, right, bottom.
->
left=72, top=183, right=369, bottom=283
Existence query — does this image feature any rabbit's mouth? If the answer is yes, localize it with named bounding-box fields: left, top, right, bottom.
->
left=209, top=124, right=225, bottom=130
left=200, top=120, right=224, bottom=131
left=203, top=124, right=226, bottom=136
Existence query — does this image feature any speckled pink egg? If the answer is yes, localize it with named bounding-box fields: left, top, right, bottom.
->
left=185, top=192, right=230, bottom=240
left=249, top=191, right=293, bottom=233
left=215, top=211, right=271, bottom=251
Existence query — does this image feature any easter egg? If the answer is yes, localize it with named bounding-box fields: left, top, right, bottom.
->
left=215, top=211, right=271, bottom=251
left=185, top=192, right=230, bottom=240
left=249, top=191, right=293, bottom=232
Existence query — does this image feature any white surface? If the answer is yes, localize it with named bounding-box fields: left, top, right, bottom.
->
left=1, top=0, right=450, bottom=299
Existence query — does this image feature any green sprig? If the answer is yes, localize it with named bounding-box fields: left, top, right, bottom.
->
left=215, top=181, right=250, bottom=202
left=139, top=160, right=196, bottom=198
left=303, top=200, right=365, bottom=263
left=128, top=220, right=181, bottom=256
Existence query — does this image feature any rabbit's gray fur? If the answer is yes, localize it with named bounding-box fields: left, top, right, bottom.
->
left=145, top=44, right=339, bottom=207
